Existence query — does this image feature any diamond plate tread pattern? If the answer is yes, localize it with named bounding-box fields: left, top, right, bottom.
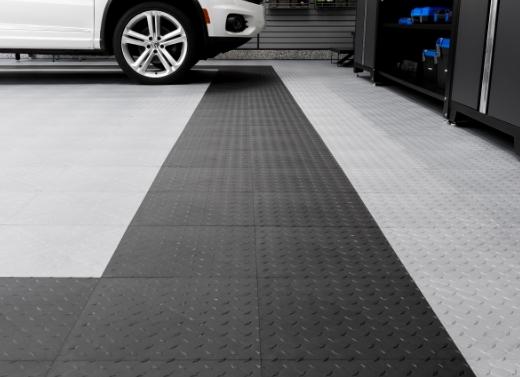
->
left=258, top=278, right=462, bottom=360
left=0, top=278, right=97, bottom=360
left=47, top=361, right=261, bottom=377
left=150, top=168, right=253, bottom=193
left=253, top=168, right=356, bottom=193
left=0, top=362, right=51, bottom=377
left=105, top=226, right=256, bottom=277
left=256, top=227, right=402, bottom=278
left=130, top=192, right=254, bottom=226
left=2, top=66, right=477, bottom=377
left=262, top=360, right=475, bottom=377
left=255, top=192, right=376, bottom=227
left=59, top=278, right=260, bottom=361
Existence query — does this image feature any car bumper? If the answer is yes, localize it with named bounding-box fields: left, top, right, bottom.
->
left=200, top=0, right=265, bottom=38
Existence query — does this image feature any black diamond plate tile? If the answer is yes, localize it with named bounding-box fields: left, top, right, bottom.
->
left=249, top=135, right=330, bottom=155
left=258, top=278, right=462, bottom=360
left=104, top=226, right=256, bottom=278
left=255, top=193, right=376, bottom=227
left=59, top=278, right=260, bottom=361
left=0, top=362, right=51, bottom=377
left=249, top=127, right=323, bottom=143
left=256, top=227, right=403, bottom=278
left=0, top=278, right=97, bottom=360
left=150, top=168, right=253, bottom=192
left=48, top=360, right=261, bottom=377
left=261, top=360, right=475, bottom=377
left=253, top=168, right=356, bottom=193
left=252, top=151, right=338, bottom=171
left=181, top=123, right=250, bottom=138
left=175, top=135, right=251, bottom=151
left=131, top=192, right=254, bottom=226
left=163, top=149, right=251, bottom=169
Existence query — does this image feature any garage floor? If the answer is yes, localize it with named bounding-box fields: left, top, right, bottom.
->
left=0, top=61, right=518, bottom=377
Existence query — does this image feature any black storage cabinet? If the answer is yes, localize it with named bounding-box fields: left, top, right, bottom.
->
left=353, top=0, right=378, bottom=78
left=354, top=0, right=458, bottom=115
left=449, top=0, right=520, bottom=154
left=354, top=0, right=520, bottom=154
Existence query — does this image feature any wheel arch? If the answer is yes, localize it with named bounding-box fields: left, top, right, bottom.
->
left=100, top=0, right=208, bottom=54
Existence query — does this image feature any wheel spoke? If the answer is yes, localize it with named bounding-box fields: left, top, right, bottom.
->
left=122, top=33, right=148, bottom=47
left=161, top=48, right=178, bottom=67
left=138, top=50, right=155, bottom=73
left=154, top=12, right=161, bottom=39
left=157, top=50, right=173, bottom=73
left=146, top=12, right=155, bottom=37
left=132, top=49, right=151, bottom=68
left=161, top=29, right=182, bottom=42
left=163, top=35, right=186, bottom=47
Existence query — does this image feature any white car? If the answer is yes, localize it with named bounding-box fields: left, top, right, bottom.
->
left=0, top=0, right=265, bottom=83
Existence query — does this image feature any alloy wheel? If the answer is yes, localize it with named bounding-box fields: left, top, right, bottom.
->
left=121, top=10, right=188, bottom=78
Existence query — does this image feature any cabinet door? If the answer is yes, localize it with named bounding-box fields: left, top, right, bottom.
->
left=451, top=0, right=490, bottom=110
left=487, top=0, right=520, bottom=126
left=354, top=0, right=378, bottom=69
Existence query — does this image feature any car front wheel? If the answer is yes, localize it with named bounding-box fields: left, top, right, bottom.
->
left=114, top=2, right=197, bottom=84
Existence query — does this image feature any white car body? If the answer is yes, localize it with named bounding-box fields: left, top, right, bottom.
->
left=0, top=0, right=264, bottom=50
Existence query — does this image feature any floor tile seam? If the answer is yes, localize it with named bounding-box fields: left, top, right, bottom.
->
left=95, top=275, right=413, bottom=281
left=125, top=224, right=380, bottom=228
left=42, top=356, right=471, bottom=362
left=143, top=189, right=359, bottom=193
left=42, top=276, right=105, bottom=377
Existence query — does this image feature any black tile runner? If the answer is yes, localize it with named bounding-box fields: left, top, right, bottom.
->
left=0, top=67, right=475, bottom=377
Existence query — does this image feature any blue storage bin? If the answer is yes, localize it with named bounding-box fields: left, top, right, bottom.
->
left=398, top=17, right=414, bottom=26
left=411, top=6, right=450, bottom=23
left=434, top=9, right=452, bottom=23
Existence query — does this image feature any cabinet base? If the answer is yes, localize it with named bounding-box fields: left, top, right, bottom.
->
left=450, top=101, right=520, bottom=156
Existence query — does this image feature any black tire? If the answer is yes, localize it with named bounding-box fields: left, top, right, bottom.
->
left=113, top=2, right=198, bottom=85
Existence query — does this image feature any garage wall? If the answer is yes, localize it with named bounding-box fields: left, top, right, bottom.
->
left=241, top=0, right=356, bottom=50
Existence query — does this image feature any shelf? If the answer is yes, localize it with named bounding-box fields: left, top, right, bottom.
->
left=378, top=71, right=446, bottom=101
left=382, top=23, right=452, bottom=31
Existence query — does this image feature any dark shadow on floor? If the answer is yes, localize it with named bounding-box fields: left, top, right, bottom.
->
left=0, top=67, right=216, bottom=85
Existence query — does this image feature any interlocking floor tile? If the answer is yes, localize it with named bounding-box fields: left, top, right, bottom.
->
left=255, top=192, right=375, bottom=227
left=261, top=360, right=475, bottom=377
left=256, top=227, right=401, bottom=278
left=59, top=278, right=260, bottom=361
left=253, top=168, right=355, bottom=193
left=0, top=278, right=97, bottom=360
left=150, top=168, right=253, bottom=192
left=48, top=360, right=261, bottom=377
left=258, top=278, right=462, bottom=360
left=163, top=149, right=251, bottom=169
left=105, top=226, right=256, bottom=278
left=131, top=192, right=254, bottom=226
left=0, top=361, right=51, bottom=377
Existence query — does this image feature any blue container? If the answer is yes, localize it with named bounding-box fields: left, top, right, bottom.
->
left=411, top=6, right=450, bottom=23
left=398, top=17, right=414, bottom=26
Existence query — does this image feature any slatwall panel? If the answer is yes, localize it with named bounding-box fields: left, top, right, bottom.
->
left=240, top=2, right=356, bottom=50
